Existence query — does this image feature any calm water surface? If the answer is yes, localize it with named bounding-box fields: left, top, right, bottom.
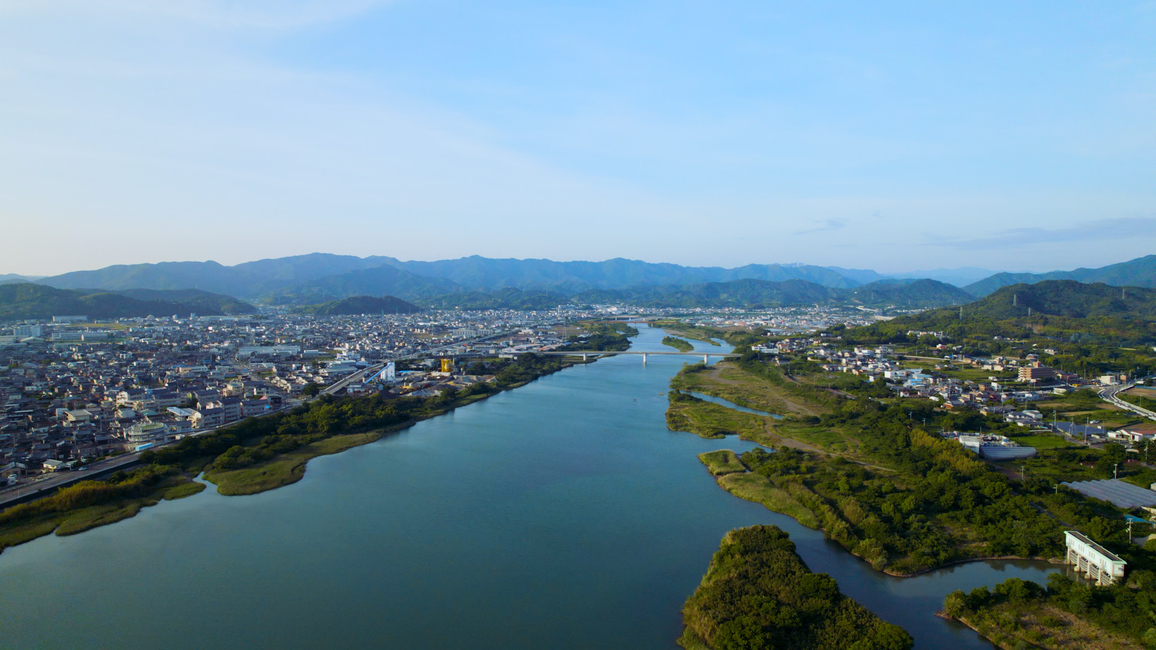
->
left=0, top=326, right=1059, bottom=648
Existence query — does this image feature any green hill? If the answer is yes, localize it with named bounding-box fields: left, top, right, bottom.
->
left=965, top=255, right=1156, bottom=296
left=416, top=288, right=567, bottom=310
left=571, top=278, right=968, bottom=309
left=845, top=280, right=1156, bottom=344
left=0, top=284, right=257, bottom=321
left=294, top=295, right=420, bottom=316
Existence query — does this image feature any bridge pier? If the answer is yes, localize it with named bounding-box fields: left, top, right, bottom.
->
left=703, top=354, right=709, bottom=364
left=642, top=353, right=648, bottom=364
left=582, top=353, right=588, bottom=362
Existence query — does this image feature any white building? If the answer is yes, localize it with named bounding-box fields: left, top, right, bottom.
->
left=1065, top=530, right=1126, bottom=586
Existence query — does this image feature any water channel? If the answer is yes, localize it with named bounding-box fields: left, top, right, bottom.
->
left=0, top=326, right=1061, bottom=648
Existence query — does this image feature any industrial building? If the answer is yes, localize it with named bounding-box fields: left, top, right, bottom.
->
left=1062, top=479, right=1156, bottom=509
left=1065, top=531, right=1126, bottom=586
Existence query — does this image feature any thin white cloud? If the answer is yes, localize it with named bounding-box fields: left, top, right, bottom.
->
left=0, top=0, right=386, bottom=30
left=793, top=218, right=847, bottom=236
left=932, top=216, right=1156, bottom=249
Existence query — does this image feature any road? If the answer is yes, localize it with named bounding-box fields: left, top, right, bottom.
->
left=2, top=328, right=533, bottom=508
left=320, top=329, right=523, bottom=396
left=0, top=402, right=297, bottom=510
left=1099, top=383, right=1156, bottom=421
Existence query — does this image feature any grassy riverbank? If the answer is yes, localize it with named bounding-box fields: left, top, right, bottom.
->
left=204, top=431, right=389, bottom=495
left=679, top=525, right=913, bottom=650
left=676, top=351, right=1127, bottom=576
left=697, top=450, right=746, bottom=476
left=666, top=391, right=774, bottom=442
left=662, top=335, right=694, bottom=352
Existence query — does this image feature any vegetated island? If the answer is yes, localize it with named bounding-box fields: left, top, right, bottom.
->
left=662, top=335, right=695, bottom=352
left=679, top=524, right=913, bottom=650
left=0, top=324, right=636, bottom=554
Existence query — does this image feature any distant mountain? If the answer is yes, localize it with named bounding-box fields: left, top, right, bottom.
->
left=32, top=254, right=892, bottom=303
left=39, top=253, right=398, bottom=298
left=417, top=288, right=569, bottom=310
left=106, top=289, right=258, bottom=316
left=0, top=274, right=44, bottom=285
left=846, top=279, right=974, bottom=308
left=265, top=265, right=461, bottom=305
left=382, top=256, right=872, bottom=291
left=570, top=278, right=968, bottom=309
left=294, top=295, right=421, bottom=316
left=884, top=267, right=1000, bottom=287
left=0, top=285, right=257, bottom=321
left=964, top=255, right=1156, bottom=296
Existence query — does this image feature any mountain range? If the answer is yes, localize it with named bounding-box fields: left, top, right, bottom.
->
left=5, top=253, right=1156, bottom=313
left=0, top=285, right=256, bottom=321
left=963, top=255, right=1156, bottom=297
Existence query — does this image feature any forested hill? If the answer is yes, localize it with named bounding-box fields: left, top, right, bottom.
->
left=0, top=284, right=257, bottom=321
left=846, top=278, right=974, bottom=308
left=965, top=254, right=1156, bottom=296
left=573, top=278, right=970, bottom=309
left=843, top=280, right=1156, bottom=344
left=294, top=295, right=421, bottom=316
left=919, top=281, right=1156, bottom=322
left=416, top=288, right=568, bottom=310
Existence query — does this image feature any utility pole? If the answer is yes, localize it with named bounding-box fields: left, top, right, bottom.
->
left=1114, top=463, right=1119, bottom=480
left=1054, top=483, right=1060, bottom=495
left=1019, top=465, right=1026, bottom=482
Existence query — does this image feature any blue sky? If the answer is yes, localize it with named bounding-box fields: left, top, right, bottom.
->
left=2, top=0, right=1155, bottom=275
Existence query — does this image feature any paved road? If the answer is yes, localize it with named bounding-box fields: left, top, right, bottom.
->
left=1099, top=383, right=1156, bottom=421
left=0, top=403, right=296, bottom=510
left=1, top=327, right=541, bottom=509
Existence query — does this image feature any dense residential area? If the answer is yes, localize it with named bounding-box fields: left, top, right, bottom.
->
left=0, top=308, right=588, bottom=485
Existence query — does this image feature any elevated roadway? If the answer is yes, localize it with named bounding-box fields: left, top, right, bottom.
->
left=510, top=350, right=740, bottom=364
left=1099, top=383, right=1156, bottom=421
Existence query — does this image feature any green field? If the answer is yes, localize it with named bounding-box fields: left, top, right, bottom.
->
left=697, top=450, right=746, bottom=476
left=666, top=391, right=771, bottom=440
left=205, top=431, right=385, bottom=496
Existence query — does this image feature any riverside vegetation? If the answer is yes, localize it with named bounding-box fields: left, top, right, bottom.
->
left=941, top=574, right=1151, bottom=650
left=673, top=303, right=1156, bottom=647
left=679, top=525, right=914, bottom=650
left=662, top=335, right=695, bottom=352
left=676, top=351, right=1146, bottom=575
left=0, top=323, right=637, bottom=553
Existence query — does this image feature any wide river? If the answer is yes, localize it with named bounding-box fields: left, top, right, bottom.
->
left=0, top=326, right=1062, bottom=648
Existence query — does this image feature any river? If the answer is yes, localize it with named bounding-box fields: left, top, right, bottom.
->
left=0, top=326, right=1061, bottom=648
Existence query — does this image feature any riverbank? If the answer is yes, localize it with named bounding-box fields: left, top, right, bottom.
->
left=0, top=348, right=624, bottom=555
left=666, top=391, right=775, bottom=442
left=939, top=600, right=1143, bottom=649
left=675, top=352, right=1070, bottom=577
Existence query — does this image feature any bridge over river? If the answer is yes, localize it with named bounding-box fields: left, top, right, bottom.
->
left=514, top=350, right=740, bottom=364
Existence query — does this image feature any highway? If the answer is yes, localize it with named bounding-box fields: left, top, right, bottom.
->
left=1099, top=383, right=1156, bottom=421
